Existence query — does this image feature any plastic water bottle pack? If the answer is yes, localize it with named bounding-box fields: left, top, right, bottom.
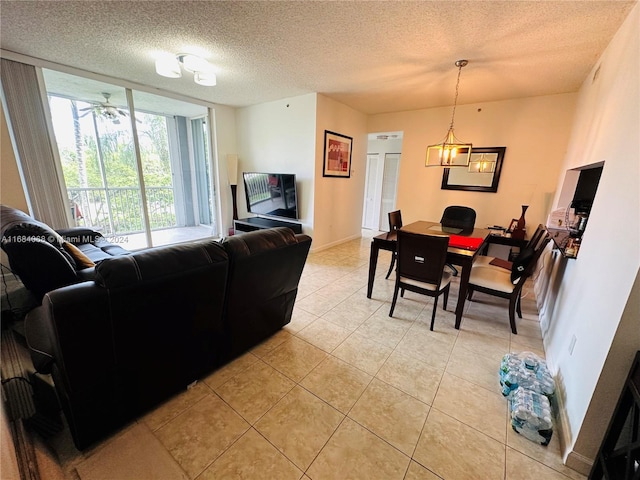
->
left=509, top=387, right=553, bottom=445
left=499, top=351, right=556, bottom=445
left=499, top=351, right=555, bottom=400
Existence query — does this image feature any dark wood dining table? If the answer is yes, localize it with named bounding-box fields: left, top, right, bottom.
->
left=367, top=220, right=492, bottom=329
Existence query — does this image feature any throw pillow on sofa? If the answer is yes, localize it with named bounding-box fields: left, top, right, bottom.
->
left=62, top=242, right=95, bottom=269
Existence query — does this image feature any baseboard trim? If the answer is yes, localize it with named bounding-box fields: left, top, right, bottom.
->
left=553, top=381, right=593, bottom=476
left=310, top=233, right=362, bottom=253
left=565, top=451, right=593, bottom=476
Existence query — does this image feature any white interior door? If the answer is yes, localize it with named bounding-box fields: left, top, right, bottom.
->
left=378, top=153, right=400, bottom=230
left=362, top=154, right=380, bottom=229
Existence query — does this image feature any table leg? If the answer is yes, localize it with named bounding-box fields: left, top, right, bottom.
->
left=455, top=260, right=472, bottom=329
left=367, top=241, right=380, bottom=298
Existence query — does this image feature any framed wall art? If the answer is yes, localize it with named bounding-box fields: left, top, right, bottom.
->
left=441, top=146, right=506, bottom=193
left=323, top=130, right=352, bottom=178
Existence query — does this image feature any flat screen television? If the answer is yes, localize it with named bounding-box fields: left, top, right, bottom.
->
left=242, top=172, right=299, bottom=220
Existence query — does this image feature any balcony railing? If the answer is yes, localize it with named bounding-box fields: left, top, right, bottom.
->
left=68, top=186, right=176, bottom=235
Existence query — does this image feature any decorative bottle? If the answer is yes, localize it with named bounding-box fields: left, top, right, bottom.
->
left=511, top=205, right=528, bottom=240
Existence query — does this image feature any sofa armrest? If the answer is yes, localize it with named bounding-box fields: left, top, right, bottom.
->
left=25, top=282, right=113, bottom=387
left=56, top=228, right=103, bottom=244
left=24, top=306, right=56, bottom=373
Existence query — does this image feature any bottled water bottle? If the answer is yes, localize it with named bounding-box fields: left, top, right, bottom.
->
left=510, top=387, right=553, bottom=445
left=499, top=352, right=555, bottom=401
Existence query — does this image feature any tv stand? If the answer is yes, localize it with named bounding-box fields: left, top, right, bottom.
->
left=234, top=217, right=302, bottom=234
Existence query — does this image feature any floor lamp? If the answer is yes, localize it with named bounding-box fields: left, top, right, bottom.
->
left=226, top=154, right=239, bottom=232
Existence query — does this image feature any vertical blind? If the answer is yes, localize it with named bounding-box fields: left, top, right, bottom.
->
left=0, top=59, right=69, bottom=228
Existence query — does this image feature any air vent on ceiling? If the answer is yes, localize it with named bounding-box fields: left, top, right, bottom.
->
left=376, top=134, right=399, bottom=140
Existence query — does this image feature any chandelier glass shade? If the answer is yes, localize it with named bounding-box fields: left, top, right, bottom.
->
left=426, top=60, right=472, bottom=167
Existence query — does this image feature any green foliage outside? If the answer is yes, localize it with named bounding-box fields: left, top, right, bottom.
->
left=55, top=97, right=176, bottom=233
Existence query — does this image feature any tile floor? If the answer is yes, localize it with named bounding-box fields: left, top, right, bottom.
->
left=48, top=231, right=586, bottom=480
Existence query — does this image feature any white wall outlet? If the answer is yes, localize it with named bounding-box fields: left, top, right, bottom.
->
left=569, top=334, right=577, bottom=355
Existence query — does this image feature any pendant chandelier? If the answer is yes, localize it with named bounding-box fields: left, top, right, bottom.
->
left=426, top=60, right=472, bottom=167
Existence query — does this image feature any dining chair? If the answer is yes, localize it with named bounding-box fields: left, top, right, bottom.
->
left=384, top=209, right=403, bottom=279
left=466, top=231, right=550, bottom=334
left=474, top=223, right=547, bottom=273
left=441, top=205, right=476, bottom=276
left=389, top=230, right=451, bottom=331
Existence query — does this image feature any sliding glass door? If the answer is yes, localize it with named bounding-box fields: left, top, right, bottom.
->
left=43, top=70, right=217, bottom=249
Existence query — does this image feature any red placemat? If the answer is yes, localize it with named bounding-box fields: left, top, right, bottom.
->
left=448, top=235, right=484, bottom=251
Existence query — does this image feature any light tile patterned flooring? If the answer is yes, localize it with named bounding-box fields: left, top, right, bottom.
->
left=51, top=232, right=586, bottom=480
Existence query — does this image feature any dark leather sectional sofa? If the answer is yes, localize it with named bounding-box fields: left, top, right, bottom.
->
left=1, top=206, right=311, bottom=450
left=0, top=204, right=131, bottom=301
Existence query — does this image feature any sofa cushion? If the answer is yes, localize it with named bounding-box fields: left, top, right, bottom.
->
left=75, top=241, right=127, bottom=263
left=95, top=241, right=130, bottom=258
left=57, top=227, right=130, bottom=262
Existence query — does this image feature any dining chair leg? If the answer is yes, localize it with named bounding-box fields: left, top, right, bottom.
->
left=389, top=283, right=400, bottom=317
left=430, top=295, right=438, bottom=331
left=401, top=288, right=405, bottom=298
left=508, top=296, right=518, bottom=334
left=467, top=287, right=475, bottom=301
left=447, top=264, right=459, bottom=277
left=443, top=284, right=450, bottom=310
left=385, top=254, right=396, bottom=279
left=516, top=293, right=523, bottom=318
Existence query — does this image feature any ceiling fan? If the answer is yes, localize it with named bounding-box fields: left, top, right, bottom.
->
left=80, top=93, right=129, bottom=123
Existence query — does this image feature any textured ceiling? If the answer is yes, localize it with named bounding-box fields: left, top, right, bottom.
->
left=0, top=1, right=636, bottom=114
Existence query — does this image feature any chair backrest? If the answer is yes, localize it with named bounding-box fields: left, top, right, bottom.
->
left=511, top=226, right=548, bottom=283
left=512, top=232, right=551, bottom=285
left=441, top=206, right=476, bottom=231
left=397, top=230, right=449, bottom=286
left=526, top=224, right=547, bottom=250
left=388, top=210, right=402, bottom=233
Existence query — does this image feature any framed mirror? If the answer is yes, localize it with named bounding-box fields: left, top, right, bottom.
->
left=441, top=147, right=506, bottom=192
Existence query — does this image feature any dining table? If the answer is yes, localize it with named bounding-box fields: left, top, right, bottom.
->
left=367, top=220, right=492, bottom=329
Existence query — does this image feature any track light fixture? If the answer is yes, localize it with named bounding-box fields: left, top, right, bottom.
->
left=155, top=53, right=217, bottom=87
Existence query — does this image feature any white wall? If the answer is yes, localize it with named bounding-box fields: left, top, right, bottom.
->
left=211, top=104, right=239, bottom=234
left=537, top=3, right=640, bottom=471
left=313, top=94, right=368, bottom=249
left=367, top=94, right=576, bottom=234
left=235, top=93, right=317, bottom=235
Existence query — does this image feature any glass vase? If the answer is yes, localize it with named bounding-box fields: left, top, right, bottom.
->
left=512, top=205, right=528, bottom=240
